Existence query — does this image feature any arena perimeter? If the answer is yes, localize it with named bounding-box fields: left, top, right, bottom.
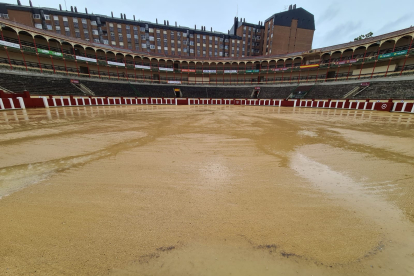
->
left=0, top=105, right=414, bottom=276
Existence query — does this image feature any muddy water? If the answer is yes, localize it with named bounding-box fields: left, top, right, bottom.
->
left=0, top=105, right=413, bottom=276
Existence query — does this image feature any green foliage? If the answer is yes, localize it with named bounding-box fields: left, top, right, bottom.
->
left=354, top=32, right=373, bottom=41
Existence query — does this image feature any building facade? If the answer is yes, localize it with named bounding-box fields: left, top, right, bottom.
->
left=0, top=1, right=314, bottom=58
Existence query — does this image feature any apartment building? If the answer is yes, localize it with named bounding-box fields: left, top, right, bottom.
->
left=0, top=1, right=314, bottom=57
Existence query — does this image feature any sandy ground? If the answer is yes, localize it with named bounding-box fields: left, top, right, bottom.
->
left=0, top=105, right=413, bottom=276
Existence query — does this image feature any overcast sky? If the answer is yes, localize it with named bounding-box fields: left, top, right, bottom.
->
left=3, top=0, right=414, bottom=48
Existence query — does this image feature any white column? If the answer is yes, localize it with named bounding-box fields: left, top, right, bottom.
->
left=335, top=101, right=339, bottom=108
left=402, top=102, right=407, bottom=112
left=317, top=101, right=320, bottom=108
left=311, top=101, right=314, bottom=107
left=88, top=98, right=92, bottom=105
left=392, top=102, right=397, bottom=112
left=8, top=98, right=15, bottom=109
left=101, top=98, right=104, bottom=105
left=60, top=97, right=65, bottom=107
left=363, top=102, right=367, bottom=110
left=0, top=98, right=4, bottom=110
left=52, top=98, right=57, bottom=107
left=74, top=98, right=78, bottom=106
left=371, top=102, right=376, bottom=110
left=329, top=101, right=332, bottom=108
left=17, top=97, right=26, bottom=109
left=279, top=100, right=281, bottom=106
left=356, top=102, right=360, bottom=110
left=411, top=103, right=414, bottom=113
left=81, top=98, right=85, bottom=106
left=349, top=101, right=352, bottom=109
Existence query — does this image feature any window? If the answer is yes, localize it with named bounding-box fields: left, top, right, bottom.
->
left=197, top=34, right=200, bottom=38
left=163, top=30, right=167, bottom=34
left=149, top=28, right=154, bottom=32
left=178, top=48, right=181, bottom=52
left=157, top=46, right=161, bottom=50
left=140, top=27, right=145, bottom=32
left=47, top=25, right=52, bottom=30
left=92, top=30, right=99, bottom=35
left=225, top=39, right=229, bottom=42
left=189, top=41, right=194, bottom=46
left=156, top=29, right=160, bottom=33
left=149, top=36, right=154, bottom=41
left=133, top=26, right=138, bottom=30
left=183, top=48, right=187, bottom=53
left=109, top=23, right=114, bottom=27
left=103, top=40, right=109, bottom=44
left=33, top=14, right=40, bottom=19
left=142, top=44, right=147, bottom=48
left=91, top=21, right=97, bottom=26
left=53, top=15, right=58, bottom=20
left=215, top=37, right=218, bottom=41
left=94, top=39, right=100, bottom=43
left=117, top=24, right=122, bottom=28
left=119, top=42, right=124, bottom=46
left=183, top=33, right=187, bottom=37
left=111, top=41, right=116, bottom=45
left=209, top=37, right=212, bottom=40
left=56, top=26, right=61, bottom=30
left=62, top=17, right=68, bottom=21
left=82, top=18, right=87, bottom=24
left=44, top=15, right=50, bottom=20
left=35, top=23, right=42, bottom=29
left=164, top=46, right=168, bottom=51
left=141, top=35, right=146, bottom=40
left=190, top=49, right=194, bottom=53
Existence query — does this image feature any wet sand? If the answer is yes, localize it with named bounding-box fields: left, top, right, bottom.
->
left=0, top=105, right=413, bottom=275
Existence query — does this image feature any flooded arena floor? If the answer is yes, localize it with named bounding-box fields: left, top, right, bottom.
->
left=0, top=105, right=414, bottom=276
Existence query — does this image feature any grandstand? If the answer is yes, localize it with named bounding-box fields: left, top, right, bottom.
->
left=0, top=17, right=414, bottom=105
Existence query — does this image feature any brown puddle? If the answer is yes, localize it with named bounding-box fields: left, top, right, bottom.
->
left=0, top=105, right=413, bottom=275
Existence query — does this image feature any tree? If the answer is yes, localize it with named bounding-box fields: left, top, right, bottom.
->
left=354, top=32, right=374, bottom=41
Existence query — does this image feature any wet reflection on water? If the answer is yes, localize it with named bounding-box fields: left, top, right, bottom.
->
left=1, top=105, right=413, bottom=126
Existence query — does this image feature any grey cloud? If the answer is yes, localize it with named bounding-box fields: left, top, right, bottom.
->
left=316, top=4, right=340, bottom=25
left=313, top=20, right=362, bottom=48
left=376, top=13, right=411, bottom=35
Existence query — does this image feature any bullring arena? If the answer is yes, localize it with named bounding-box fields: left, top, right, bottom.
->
left=1, top=3, right=414, bottom=276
